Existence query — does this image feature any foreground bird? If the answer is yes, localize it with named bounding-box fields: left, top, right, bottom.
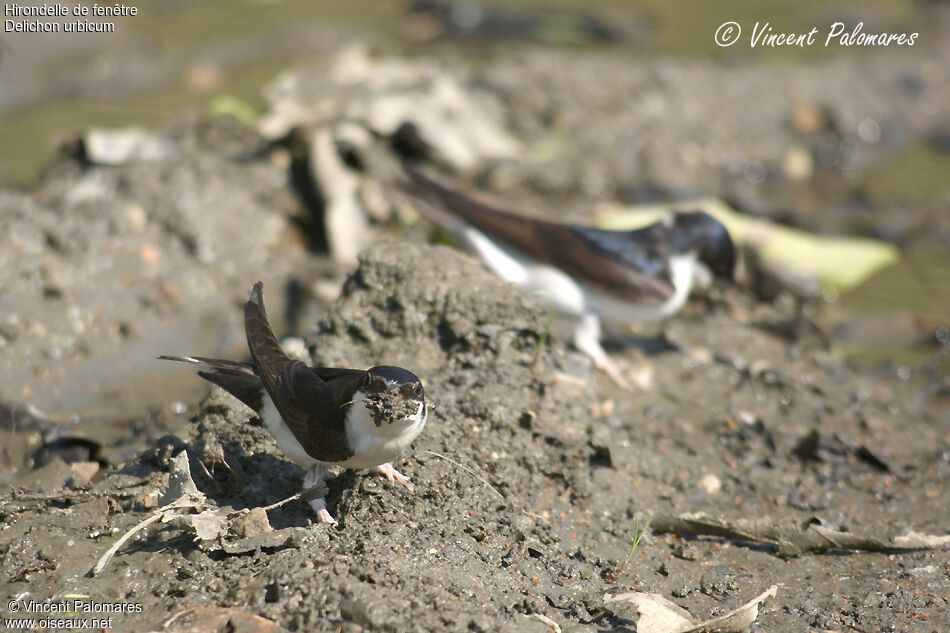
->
left=161, top=282, right=428, bottom=525
left=403, top=164, right=735, bottom=388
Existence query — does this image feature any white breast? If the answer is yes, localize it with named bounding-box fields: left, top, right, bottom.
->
left=457, top=224, right=701, bottom=325
left=585, top=252, right=697, bottom=324
left=259, top=393, right=320, bottom=468
left=341, top=393, right=428, bottom=470
left=260, top=387, right=426, bottom=471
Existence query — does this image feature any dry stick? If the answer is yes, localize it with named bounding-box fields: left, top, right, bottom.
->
left=91, top=510, right=164, bottom=576
left=95, top=452, right=498, bottom=576
left=255, top=491, right=304, bottom=513
left=92, top=492, right=306, bottom=577
left=652, top=513, right=950, bottom=557
left=528, top=613, right=562, bottom=633
left=162, top=607, right=200, bottom=630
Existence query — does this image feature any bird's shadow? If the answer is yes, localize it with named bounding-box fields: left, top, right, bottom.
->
left=602, top=327, right=679, bottom=356
left=213, top=451, right=314, bottom=529
left=184, top=440, right=354, bottom=529
left=208, top=449, right=361, bottom=529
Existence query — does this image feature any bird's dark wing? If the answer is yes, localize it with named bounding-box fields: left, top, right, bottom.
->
left=245, top=282, right=352, bottom=462
left=159, top=355, right=255, bottom=373
left=244, top=281, right=292, bottom=394
left=404, top=163, right=675, bottom=303
left=159, top=355, right=263, bottom=412
left=196, top=368, right=265, bottom=413
left=565, top=224, right=677, bottom=301
left=273, top=360, right=353, bottom=462
left=309, top=367, right=367, bottom=383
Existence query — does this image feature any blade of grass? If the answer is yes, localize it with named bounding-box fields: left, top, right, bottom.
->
left=532, top=290, right=557, bottom=363
left=607, top=513, right=654, bottom=583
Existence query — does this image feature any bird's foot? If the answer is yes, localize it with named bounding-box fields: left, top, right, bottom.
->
left=308, top=496, right=338, bottom=526
left=376, top=463, right=413, bottom=491
left=577, top=334, right=632, bottom=390
left=574, top=314, right=633, bottom=390
left=302, top=470, right=336, bottom=526
left=599, top=354, right=633, bottom=391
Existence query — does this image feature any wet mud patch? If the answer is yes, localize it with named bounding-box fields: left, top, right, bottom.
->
left=0, top=116, right=312, bottom=420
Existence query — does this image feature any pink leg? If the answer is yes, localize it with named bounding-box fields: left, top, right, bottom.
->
left=574, top=313, right=632, bottom=390
left=376, top=463, right=414, bottom=490
left=304, top=465, right=337, bottom=526
left=309, top=497, right=338, bottom=526
left=597, top=352, right=634, bottom=391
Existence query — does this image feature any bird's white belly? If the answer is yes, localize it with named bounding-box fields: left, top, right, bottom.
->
left=458, top=225, right=698, bottom=325
left=259, top=394, right=319, bottom=468
left=586, top=253, right=697, bottom=325
left=261, top=393, right=427, bottom=471
left=459, top=226, right=588, bottom=316
left=342, top=399, right=428, bottom=469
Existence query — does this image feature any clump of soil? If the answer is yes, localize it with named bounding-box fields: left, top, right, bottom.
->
left=362, top=386, right=424, bottom=427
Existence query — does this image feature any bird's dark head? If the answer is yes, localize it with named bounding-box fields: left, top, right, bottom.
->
left=364, top=366, right=425, bottom=401
left=360, top=366, right=427, bottom=427
left=670, top=211, right=736, bottom=281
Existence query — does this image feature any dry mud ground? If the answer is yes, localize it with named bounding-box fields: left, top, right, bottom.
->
left=3, top=239, right=948, bottom=633
left=2, top=47, right=950, bottom=633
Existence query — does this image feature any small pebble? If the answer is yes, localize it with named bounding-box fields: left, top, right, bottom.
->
left=698, top=474, right=722, bottom=495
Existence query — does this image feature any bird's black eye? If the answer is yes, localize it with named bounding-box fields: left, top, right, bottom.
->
left=365, top=375, right=388, bottom=394
left=400, top=382, right=423, bottom=400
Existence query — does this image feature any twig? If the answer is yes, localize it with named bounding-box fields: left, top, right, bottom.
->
left=528, top=613, right=561, bottom=633
left=91, top=510, right=164, bottom=576
left=652, top=512, right=950, bottom=558
left=162, top=606, right=199, bottom=629
left=255, top=492, right=304, bottom=513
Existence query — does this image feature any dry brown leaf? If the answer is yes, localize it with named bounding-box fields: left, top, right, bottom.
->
left=604, top=585, right=778, bottom=633
left=160, top=606, right=288, bottom=633
left=893, top=530, right=950, bottom=548
left=605, top=592, right=696, bottom=633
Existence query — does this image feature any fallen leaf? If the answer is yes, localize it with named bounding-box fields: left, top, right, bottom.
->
left=181, top=509, right=227, bottom=541
left=160, top=606, right=288, bottom=633
left=159, top=451, right=205, bottom=508
left=604, top=585, right=778, bottom=633
left=893, top=530, right=950, bottom=548
left=595, top=201, right=898, bottom=292
left=682, top=584, right=778, bottom=633
left=605, top=592, right=696, bottom=633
